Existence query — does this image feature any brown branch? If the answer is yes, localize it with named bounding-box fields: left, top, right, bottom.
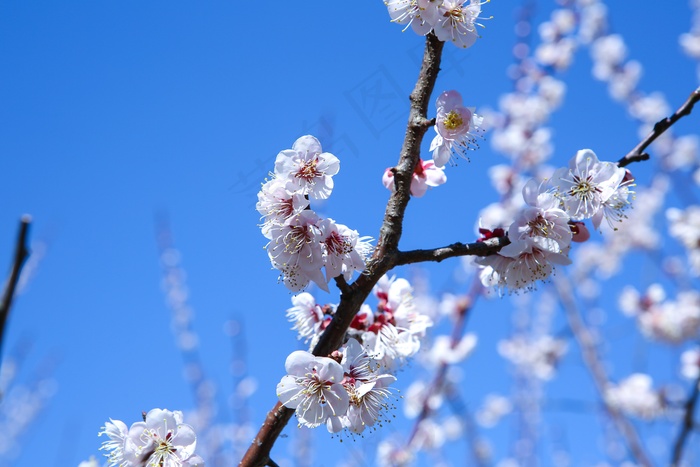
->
left=395, top=236, right=510, bottom=266
left=239, top=32, right=445, bottom=467
left=618, top=86, right=700, bottom=168
left=554, top=276, right=654, bottom=467
left=670, top=372, right=700, bottom=467
left=0, top=215, right=32, bottom=367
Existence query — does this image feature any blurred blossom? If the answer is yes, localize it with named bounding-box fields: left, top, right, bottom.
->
left=498, top=335, right=567, bottom=380
left=475, top=394, right=513, bottom=428
left=604, top=374, right=663, bottom=420
left=680, top=347, right=700, bottom=380
left=668, top=205, right=700, bottom=275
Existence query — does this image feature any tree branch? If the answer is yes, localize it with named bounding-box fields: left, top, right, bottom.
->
left=554, top=276, right=654, bottom=467
left=618, top=86, right=700, bottom=168
left=239, top=33, right=445, bottom=467
left=670, top=372, right=700, bottom=467
left=0, top=216, right=31, bottom=368
left=395, top=236, right=510, bottom=266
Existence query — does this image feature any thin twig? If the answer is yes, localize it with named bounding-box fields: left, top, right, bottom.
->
left=239, top=33, right=445, bottom=467
left=618, top=86, right=700, bottom=168
left=554, top=276, right=653, bottom=467
left=395, top=236, right=510, bottom=266
left=0, top=216, right=32, bottom=367
left=670, top=372, right=700, bottom=467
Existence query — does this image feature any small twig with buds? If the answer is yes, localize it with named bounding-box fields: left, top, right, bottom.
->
left=618, top=86, right=700, bottom=168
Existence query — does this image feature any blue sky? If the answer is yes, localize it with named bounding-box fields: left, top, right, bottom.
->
left=0, top=1, right=698, bottom=466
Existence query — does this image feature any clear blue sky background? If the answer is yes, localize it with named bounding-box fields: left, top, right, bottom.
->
left=0, top=1, right=698, bottom=466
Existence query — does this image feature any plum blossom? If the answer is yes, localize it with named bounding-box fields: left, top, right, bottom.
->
left=430, top=90, right=484, bottom=167
left=277, top=351, right=349, bottom=428
left=498, top=335, right=568, bottom=380
left=384, top=0, right=488, bottom=49
left=681, top=347, right=700, bottom=380
left=286, top=292, right=323, bottom=342
left=551, top=149, right=628, bottom=229
left=98, top=409, right=204, bottom=467
left=266, top=211, right=327, bottom=292
left=274, top=135, right=339, bottom=200
left=259, top=135, right=373, bottom=292
left=605, top=374, right=663, bottom=420
left=382, top=159, right=446, bottom=197
left=433, top=0, right=483, bottom=49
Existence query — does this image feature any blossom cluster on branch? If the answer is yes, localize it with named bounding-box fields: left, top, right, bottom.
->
left=256, top=135, right=373, bottom=293
left=384, top=0, right=489, bottom=49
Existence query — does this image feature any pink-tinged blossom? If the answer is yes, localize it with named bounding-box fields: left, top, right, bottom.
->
left=340, top=339, right=396, bottom=434
left=274, top=135, right=340, bottom=200
left=256, top=178, right=310, bottom=238
left=286, top=292, right=323, bottom=343
left=384, top=0, right=434, bottom=35
left=430, top=90, right=484, bottom=167
left=267, top=211, right=327, bottom=292
left=605, top=374, right=663, bottom=420
left=277, top=351, right=349, bottom=428
left=382, top=159, right=446, bottom=197
left=551, top=149, right=627, bottom=229
left=318, top=218, right=372, bottom=282
left=504, top=179, right=572, bottom=255
left=433, top=1, right=483, bottom=49
left=99, top=409, right=204, bottom=467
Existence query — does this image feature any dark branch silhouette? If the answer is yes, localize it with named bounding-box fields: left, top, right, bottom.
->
left=618, top=86, right=700, bottom=168
left=0, top=215, right=31, bottom=371
left=670, top=371, right=700, bottom=467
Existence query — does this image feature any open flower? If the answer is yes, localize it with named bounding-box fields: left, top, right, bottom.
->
left=277, top=351, right=349, bottom=428
left=430, top=90, right=483, bottom=167
left=274, top=135, right=340, bottom=200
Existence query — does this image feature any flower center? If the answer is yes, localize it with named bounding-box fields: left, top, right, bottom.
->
left=442, top=110, right=464, bottom=131
left=325, top=231, right=352, bottom=255
left=568, top=175, right=600, bottom=200
left=296, top=158, right=320, bottom=182
left=528, top=214, right=557, bottom=238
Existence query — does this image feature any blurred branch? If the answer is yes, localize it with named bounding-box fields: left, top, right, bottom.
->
left=670, top=372, right=700, bottom=467
left=240, top=32, right=445, bottom=467
left=554, top=275, right=653, bottom=467
left=0, top=216, right=31, bottom=367
left=396, top=236, right=510, bottom=266
left=405, top=277, right=482, bottom=451
left=618, top=85, right=700, bottom=168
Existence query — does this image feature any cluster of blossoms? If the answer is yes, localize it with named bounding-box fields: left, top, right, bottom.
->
left=384, top=0, right=488, bottom=49
left=99, top=408, right=205, bottom=466
left=618, top=284, right=700, bottom=343
left=276, top=339, right=396, bottom=434
left=279, top=275, right=434, bottom=433
left=604, top=373, right=664, bottom=420
left=477, top=149, right=633, bottom=292
left=382, top=90, right=483, bottom=197
left=257, top=135, right=373, bottom=292
left=287, top=275, right=433, bottom=371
